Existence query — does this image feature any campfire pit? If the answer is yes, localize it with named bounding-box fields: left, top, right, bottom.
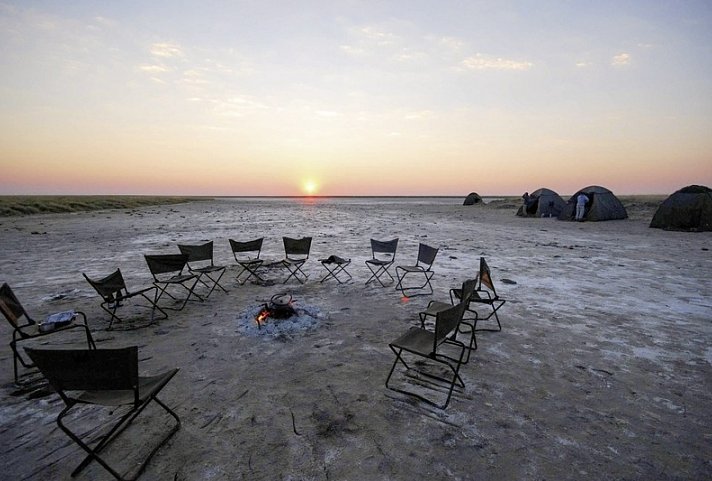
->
left=256, top=294, right=296, bottom=328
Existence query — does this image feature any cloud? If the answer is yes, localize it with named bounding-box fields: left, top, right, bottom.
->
left=139, top=64, right=170, bottom=73
left=358, top=26, right=398, bottom=45
left=576, top=61, right=592, bottom=68
left=438, top=36, right=465, bottom=52
left=460, top=54, right=533, bottom=71
left=150, top=42, right=184, bottom=58
left=340, top=44, right=367, bottom=56
left=611, top=52, right=631, bottom=66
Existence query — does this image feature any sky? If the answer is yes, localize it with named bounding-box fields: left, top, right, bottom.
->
left=1, top=1, right=711, bottom=196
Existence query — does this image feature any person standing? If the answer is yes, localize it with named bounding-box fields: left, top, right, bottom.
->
left=522, top=192, right=530, bottom=214
left=575, top=193, right=589, bottom=221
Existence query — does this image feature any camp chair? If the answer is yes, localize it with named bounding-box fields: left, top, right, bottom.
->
left=178, top=241, right=227, bottom=298
left=25, top=346, right=180, bottom=481
left=0, top=283, right=96, bottom=385
left=385, top=301, right=467, bottom=409
left=229, top=238, right=266, bottom=285
left=280, top=237, right=312, bottom=284
left=419, top=278, right=478, bottom=362
left=452, top=257, right=506, bottom=332
left=319, top=255, right=352, bottom=284
left=144, top=254, right=203, bottom=311
left=83, top=269, right=167, bottom=330
left=394, top=243, right=439, bottom=297
left=365, top=238, right=399, bottom=286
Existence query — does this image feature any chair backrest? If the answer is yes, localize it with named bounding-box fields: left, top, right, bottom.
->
left=283, top=237, right=312, bottom=260
left=229, top=238, right=263, bottom=261
left=145, top=254, right=189, bottom=278
left=178, top=241, right=215, bottom=266
left=433, top=302, right=466, bottom=351
left=370, top=238, right=398, bottom=261
left=478, top=257, right=497, bottom=295
left=416, top=243, right=438, bottom=270
left=460, top=278, right=477, bottom=304
left=83, top=269, right=128, bottom=302
left=25, top=347, right=139, bottom=405
left=0, top=283, right=33, bottom=327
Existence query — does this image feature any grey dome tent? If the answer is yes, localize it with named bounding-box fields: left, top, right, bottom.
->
left=463, top=192, right=483, bottom=205
left=558, top=185, right=627, bottom=222
left=516, top=188, right=565, bottom=218
left=649, top=185, right=712, bottom=231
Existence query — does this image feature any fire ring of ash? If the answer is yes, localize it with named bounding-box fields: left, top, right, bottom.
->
left=236, top=295, right=325, bottom=337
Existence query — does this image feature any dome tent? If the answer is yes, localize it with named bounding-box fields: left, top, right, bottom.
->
left=516, top=188, right=566, bottom=218
left=649, top=185, right=712, bottom=232
left=558, top=185, right=628, bottom=222
left=463, top=192, right=483, bottom=205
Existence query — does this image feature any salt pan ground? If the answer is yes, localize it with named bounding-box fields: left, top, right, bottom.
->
left=0, top=197, right=710, bottom=480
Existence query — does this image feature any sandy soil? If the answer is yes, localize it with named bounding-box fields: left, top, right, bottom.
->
left=0, top=197, right=710, bottom=481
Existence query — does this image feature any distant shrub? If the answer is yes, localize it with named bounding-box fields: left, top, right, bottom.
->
left=0, top=196, right=202, bottom=217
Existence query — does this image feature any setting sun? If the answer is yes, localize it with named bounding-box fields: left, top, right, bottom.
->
left=303, top=180, right=318, bottom=196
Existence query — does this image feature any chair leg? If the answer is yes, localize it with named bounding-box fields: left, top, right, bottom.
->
left=62, top=394, right=181, bottom=481
left=195, top=270, right=227, bottom=299
left=100, top=302, right=123, bottom=330
left=366, top=265, right=394, bottom=286
left=177, top=277, right=203, bottom=310
left=283, top=263, right=308, bottom=284
left=472, top=299, right=505, bottom=332
left=207, top=270, right=228, bottom=295
left=140, top=291, right=168, bottom=322
left=236, top=264, right=265, bottom=285
left=395, top=270, right=434, bottom=298
left=386, top=345, right=465, bottom=409
left=320, top=263, right=352, bottom=284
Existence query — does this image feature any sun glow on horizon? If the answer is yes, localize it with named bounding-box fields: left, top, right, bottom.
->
left=303, top=180, right=319, bottom=196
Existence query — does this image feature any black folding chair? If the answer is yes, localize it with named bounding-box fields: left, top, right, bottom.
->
left=394, top=243, right=439, bottom=297
left=319, top=255, right=352, bottom=284
left=386, top=302, right=467, bottom=409
left=365, top=238, right=398, bottom=286
left=280, top=237, right=312, bottom=284
left=229, top=238, right=266, bottom=285
left=452, top=257, right=506, bottom=332
left=83, top=269, right=167, bottom=329
left=25, top=346, right=180, bottom=481
left=178, top=241, right=227, bottom=298
left=144, top=254, right=202, bottom=310
left=0, top=283, right=96, bottom=384
left=419, top=278, right=478, bottom=363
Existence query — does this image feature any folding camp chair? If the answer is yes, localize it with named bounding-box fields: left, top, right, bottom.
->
left=0, top=283, right=96, bottom=385
left=83, top=269, right=167, bottom=330
left=280, top=237, right=312, bottom=284
left=385, top=302, right=467, bottom=409
left=144, top=254, right=202, bottom=311
left=229, top=238, right=266, bottom=285
left=25, top=346, right=180, bottom=481
left=418, top=278, right=478, bottom=362
left=394, top=243, right=439, bottom=297
left=452, top=257, right=506, bottom=332
left=365, top=238, right=398, bottom=286
left=178, top=241, right=227, bottom=298
left=319, top=255, right=352, bottom=284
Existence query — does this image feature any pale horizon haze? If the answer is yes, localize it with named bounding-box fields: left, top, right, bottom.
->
left=1, top=1, right=711, bottom=196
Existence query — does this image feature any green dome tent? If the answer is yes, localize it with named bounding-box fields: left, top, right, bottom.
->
left=649, top=185, right=712, bottom=231
left=516, top=188, right=566, bottom=218
left=558, top=185, right=628, bottom=222
left=463, top=192, right=483, bottom=205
